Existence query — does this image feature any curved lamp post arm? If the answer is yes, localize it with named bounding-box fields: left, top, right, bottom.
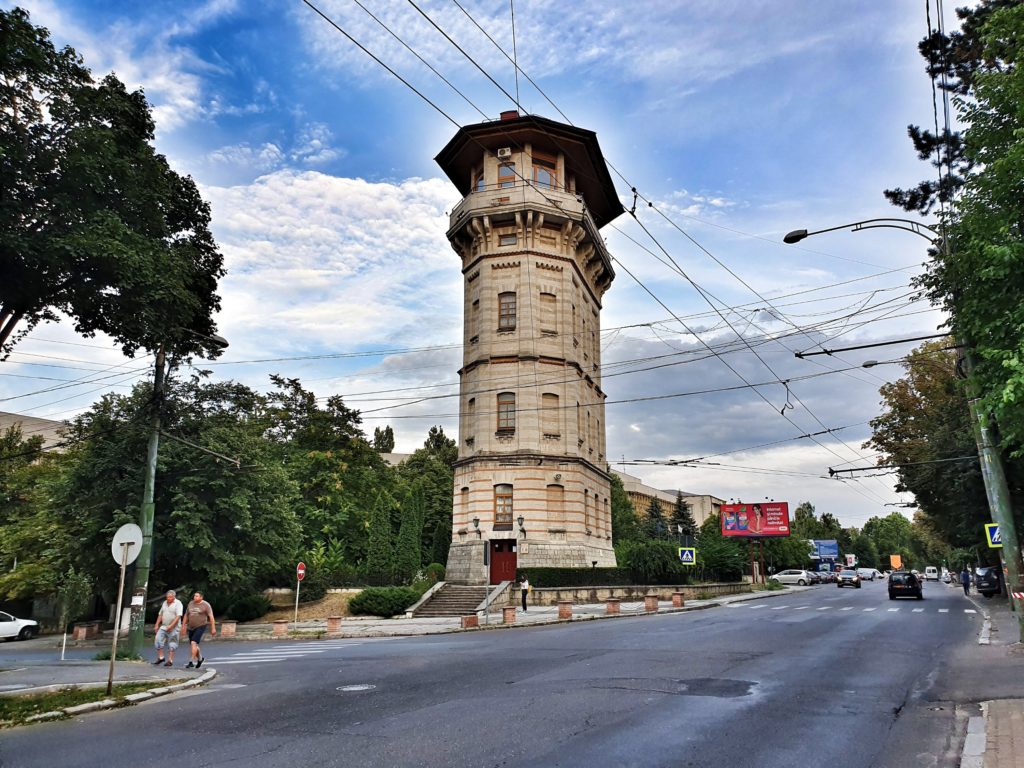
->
left=783, top=218, right=940, bottom=245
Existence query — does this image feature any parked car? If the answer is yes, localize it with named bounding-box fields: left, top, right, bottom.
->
left=924, top=566, right=939, bottom=581
left=770, top=569, right=813, bottom=586
left=807, top=571, right=822, bottom=585
left=975, top=566, right=1004, bottom=598
left=942, top=571, right=953, bottom=584
left=836, top=569, right=861, bottom=588
left=888, top=571, right=923, bottom=600
left=857, top=568, right=882, bottom=581
left=0, top=611, right=39, bottom=641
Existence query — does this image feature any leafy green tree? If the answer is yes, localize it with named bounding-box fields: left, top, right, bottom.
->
left=430, top=517, right=452, bottom=567
left=396, top=428, right=455, bottom=561
left=0, top=7, right=224, bottom=358
left=365, top=492, right=397, bottom=585
left=849, top=532, right=880, bottom=569
left=609, top=473, right=640, bottom=544
left=695, top=514, right=746, bottom=582
left=372, top=426, right=395, bottom=452
left=56, top=567, right=92, bottom=634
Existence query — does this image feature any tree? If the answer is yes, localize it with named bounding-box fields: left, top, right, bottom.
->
left=56, top=567, right=92, bottom=634
left=863, top=513, right=917, bottom=568
left=670, top=492, right=697, bottom=538
left=695, top=513, right=746, bottom=582
left=394, top=488, right=424, bottom=584
left=0, top=8, right=225, bottom=359
left=365, top=492, right=397, bottom=586
left=865, top=342, right=1005, bottom=551
left=429, top=517, right=451, bottom=567
left=396, top=428, right=456, bottom=561
left=372, top=426, right=395, bottom=452
left=609, top=472, right=640, bottom=544
left=643, top=497, right=666, bottom=540
left=884, top=0, right=1019, bottom=214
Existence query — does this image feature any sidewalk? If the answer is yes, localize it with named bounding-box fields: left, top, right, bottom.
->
left=0, top=660, right=205, bottom=698
left=960, top=593, right=1024, bottom=768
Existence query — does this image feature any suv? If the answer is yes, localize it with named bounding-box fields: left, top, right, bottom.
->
left=888, top=570, right=923, bottom=600
left=837, top=569, right=861, bottom=588
left=975, top=566, right=1004, bottom=598
left=770, top=569, right=813, bottom=586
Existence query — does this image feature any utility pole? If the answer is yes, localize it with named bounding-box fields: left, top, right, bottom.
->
left=126, top=344, right=165, bottom=657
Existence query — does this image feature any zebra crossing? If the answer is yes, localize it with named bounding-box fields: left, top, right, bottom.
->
left=211, top=640, right=361, bottom=666
left=726, top=602, right=977, bottom=617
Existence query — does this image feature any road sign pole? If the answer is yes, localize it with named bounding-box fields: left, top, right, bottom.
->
left=294, top=579, right=301, bottom=624
left=107, top=542, right=130, bottom=695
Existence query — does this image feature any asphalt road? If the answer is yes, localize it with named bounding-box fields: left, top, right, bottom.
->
left=1, top=581, right=983, bottom=768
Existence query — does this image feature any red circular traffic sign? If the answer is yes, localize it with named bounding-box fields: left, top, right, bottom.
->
left=296, top=562, right=306, bottom=581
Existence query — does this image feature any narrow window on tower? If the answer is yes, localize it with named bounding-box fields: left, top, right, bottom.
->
left=542, top=393, right=559, bottom=437
left=498, top=233, right=517, bottom=247
left=547, top=484, right=565, bottom=526
left=498, top=162, right=516, bottom=188
left=540, top=292, right=557, bottom=335
left=471, top=165, right=485, bottom=192
left=498, top=291, right=517, bottom=330
left=497, top=392, right=516, bottom=432
left=494, top=484, right=513, bottom=529
left=471, top=298, right=480, bottom=343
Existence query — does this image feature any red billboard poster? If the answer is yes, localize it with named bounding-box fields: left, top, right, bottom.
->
left=720, top=502, right=791, bottom=537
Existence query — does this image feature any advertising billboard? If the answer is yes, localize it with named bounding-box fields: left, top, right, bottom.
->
left=720, top=502, right=790, bottom=538
left=814, top=540, right=839, bottom=559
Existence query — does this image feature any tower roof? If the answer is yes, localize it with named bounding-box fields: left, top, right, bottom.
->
left=435, top=113, right=625, bottom=230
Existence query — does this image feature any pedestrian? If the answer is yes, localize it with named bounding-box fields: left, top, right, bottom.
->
left=153, top=590, right=183, bottom=667
left=183, top=591, right=216, bottom=669
left=960, top=567, right=971, bottom=596
left=520, top=575, right=530, bottom=612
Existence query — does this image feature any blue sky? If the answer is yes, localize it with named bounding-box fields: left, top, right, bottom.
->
left=1, top=0, right=954, bottom=526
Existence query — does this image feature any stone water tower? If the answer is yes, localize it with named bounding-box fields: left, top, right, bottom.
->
left=435, top=112, right=623, bottom=584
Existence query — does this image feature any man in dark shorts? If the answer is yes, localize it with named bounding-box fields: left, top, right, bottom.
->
left=183, top=591, right=216, bottom=669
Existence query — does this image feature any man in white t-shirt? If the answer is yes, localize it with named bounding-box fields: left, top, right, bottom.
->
left=153, top=590, right=183, bottom=667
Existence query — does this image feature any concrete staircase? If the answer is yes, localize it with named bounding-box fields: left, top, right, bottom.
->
left=412, top=584, right=489, bottom=618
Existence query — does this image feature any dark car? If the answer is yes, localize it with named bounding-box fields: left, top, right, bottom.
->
left=975, top=566, right=1004, bottom=598
left=888, top=570, right=923, bottom=600
left=807, top=571, right=822, bottom=585
left=837, top=569, right=861, bottom=588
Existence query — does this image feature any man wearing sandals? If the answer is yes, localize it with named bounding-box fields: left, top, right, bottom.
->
left=153, top=590, right=183, bottom=667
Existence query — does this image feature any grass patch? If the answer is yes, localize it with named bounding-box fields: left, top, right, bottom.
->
left=92, top=649, right=143, bottom=661
left=0, top=680, right=186, bottom=728
left=694, top=591, right=715, bottom=600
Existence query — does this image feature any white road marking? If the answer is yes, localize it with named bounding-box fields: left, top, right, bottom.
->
left=817, top=606, right=831, bottom=611
left=863, top=608, right=877, bottom=612
left=771, top=605, right=789, bottom=610
left=749, top=605, right=767, bottom=610
left=231, top=650, right=323, bottom=656
left=888, top=608, right=900, bottom=612
left=213, top=658, right=292, bottom=665
left=794, top=606, right=808, bottom=610
left=912, top=608, right=925, bottom=613
left=965, top=609, right=977, bottom=614
left=840, top=607, right=853, bottom=611
left=938, top=609, right=949, bottom=613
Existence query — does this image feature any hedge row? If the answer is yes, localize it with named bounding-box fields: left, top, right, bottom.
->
left=519, top=568, right=635, bottom=588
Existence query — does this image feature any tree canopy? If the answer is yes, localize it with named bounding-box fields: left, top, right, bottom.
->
left=0, top=7, right=224, bottom=359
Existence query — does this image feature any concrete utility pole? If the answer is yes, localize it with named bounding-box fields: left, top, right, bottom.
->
left=126, top=344, right=165, bottom=657
left=784, top=218, right=1024, bottom=642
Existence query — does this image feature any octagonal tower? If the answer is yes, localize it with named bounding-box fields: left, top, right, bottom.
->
left=436, top=112, right=624, bottom=585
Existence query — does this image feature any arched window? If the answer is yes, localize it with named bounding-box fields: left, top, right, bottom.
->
left=497, top=392, right=516, bottom=432
left=494, top=484, right=513, bottom=529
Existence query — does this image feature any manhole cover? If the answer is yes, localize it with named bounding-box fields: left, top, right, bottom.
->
left=337, top=684, right=376, bottom=692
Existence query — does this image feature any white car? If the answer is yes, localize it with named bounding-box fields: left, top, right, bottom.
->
left=770, top=569, right=814, bottom=586
left=857, top=568, right=883, bottom=581
left=0, top=611, right=40, bottom=641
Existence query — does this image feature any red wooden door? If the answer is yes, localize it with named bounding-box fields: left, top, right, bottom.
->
left=489, top=540, right=517, bottom=584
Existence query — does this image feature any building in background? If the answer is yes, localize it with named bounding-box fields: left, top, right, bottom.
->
left=612, top=469, right=724, bottom=529
left=435, top=112, right=623, bottom=584
left=0, top=411, right=66, bottom=450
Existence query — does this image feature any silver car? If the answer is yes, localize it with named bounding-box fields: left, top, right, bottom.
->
left=770, top=569, right=813, bottom=586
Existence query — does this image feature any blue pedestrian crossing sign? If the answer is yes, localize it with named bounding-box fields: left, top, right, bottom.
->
left=678, top=547, right=696, bottom=566
left=985, top=523, right=1002, bottom=549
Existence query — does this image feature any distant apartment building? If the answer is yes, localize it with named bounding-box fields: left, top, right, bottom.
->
left=0, top=411, right=66, bottom=449
left=611, top=469, right=724, bottom=529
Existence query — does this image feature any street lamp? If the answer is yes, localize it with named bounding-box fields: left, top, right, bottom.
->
left=785, top=217, right=1023, bottom=637
left=126, top=330, right=228, bottom=656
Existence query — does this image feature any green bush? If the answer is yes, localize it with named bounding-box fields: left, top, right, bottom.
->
left=347, top=587, right=420, bottom=617
left=424, top=562, right=446, bottom=583
left=519, top=567, right=635, bottom=588
left=298, top=569, right=329, bottom=603
left=619, top=540, right=686, bottom=584
left=226, top=594, right=272, bottom=622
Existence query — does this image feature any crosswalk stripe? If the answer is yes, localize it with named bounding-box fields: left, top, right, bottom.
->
left=771, top=605, right=789, bottom=610
left=939, top=609, right=949, bottom=613
left=817, top=607, right=831, bottom=611
left=888, top=608, right=899, bottom=612
left=213, top=658, right=292, bottom=665
left=840, top=607, right=853, bottom=611
left=794, top=606, right=808, bottom=610
left=233, top=651, right=322, bottom=656
left=912, top=608, right=925, bottom=613
left=965, top=609, right=977, bottom=614
left=863, top=608, right=876, bottom=612
left=749, top=605, right=767, bottom=610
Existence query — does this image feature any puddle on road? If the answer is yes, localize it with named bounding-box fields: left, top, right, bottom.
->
left=589, top=677, right=757, bottom=698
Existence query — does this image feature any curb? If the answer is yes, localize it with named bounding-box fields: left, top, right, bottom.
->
left=959, top=703, right=988, bottom=768
left=20, top=669, right=217, bottom=725
left=964, top=594, right=992, bottom=645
